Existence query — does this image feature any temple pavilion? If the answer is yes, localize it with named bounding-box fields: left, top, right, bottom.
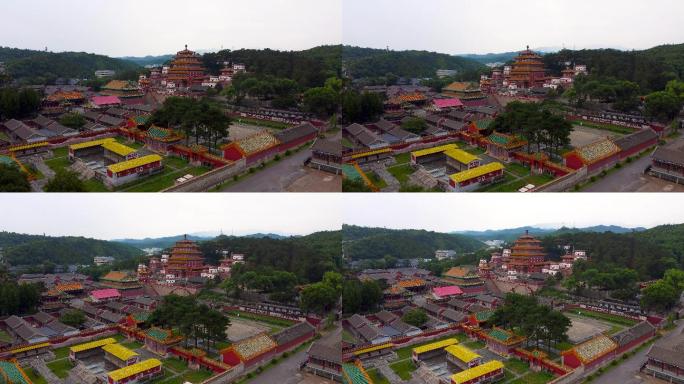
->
left=506, top=230, right=548, bottom=273
left=166, top=235, right=206, bottom=279
left=164, top=45, right=208, bottom=88
left=507, top=46, right=549, bottom=89
left=100, top=271, right=143, bottom=297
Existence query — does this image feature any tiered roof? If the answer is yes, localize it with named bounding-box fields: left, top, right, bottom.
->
left=144, top=327, right=182, bottom=345
left=485, top=132, right=527, bottom=149
left=146, top=126, right=183, bottom=142
left=166, top=45, right=207, bottom=86
left=508, top=231, right=547, bottom=269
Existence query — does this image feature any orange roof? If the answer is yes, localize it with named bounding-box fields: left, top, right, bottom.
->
left=444, top=82, right=480, bottom=92
left=444, top=266, right=477, bottom=278
left=55, top=282, right=83, bottom=292
left=397, top=279, right=425, bottom=288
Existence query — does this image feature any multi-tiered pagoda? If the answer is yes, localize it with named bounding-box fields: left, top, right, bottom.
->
left=166, top=235, right=205, bottom=279
left=165, top=45, right=207, bottom=88
left=507, top=46, right=548, bottom=89
left=506, top=230, right=547, bottom=273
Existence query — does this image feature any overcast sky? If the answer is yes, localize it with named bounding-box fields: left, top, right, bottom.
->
left=343, top=0, right=684, bottom=54
left=344, top=194, right=684, bottom=232
left=0, top=194, right=342, bottom=240
left=0, top=0, right=342, bottom=57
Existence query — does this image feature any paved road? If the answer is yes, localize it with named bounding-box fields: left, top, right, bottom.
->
left=221, top=148, right=311, bottom=192
left=585, top=135, right=684, bottom=192
left=252, top=326, right=341, bottom=384
left=594, top=320, right=684, bottom=384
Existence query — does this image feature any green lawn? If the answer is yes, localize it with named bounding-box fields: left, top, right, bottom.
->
left=393, top=152, right=411, bottom=165
left=572, top=121, right=635, bottom=135
left=367, top=369, right=390, bottom=384
left=478, top=173, right=554, bottom=192
left=564, top=310, right=638, bottom=327
left=463, top=340, right=485, bottom=349
left=0, top=330, right=11, bottom=343
left=463, top=146, right=486, bottom=155
left=121, top=340, right=144, bottom=350
left=510, top=371, right=555, bottom=384
left=389, top=360, right=417, bottom=380
left=342, top=329, right=357, bottom=343
left=555, top=341, right=573, bottom=351
left=503, top=369, right=516, bottom=382
left=181, top=369, right=214, bottom=383
left=118, top=165, right=211, bottom=192
left=387, top=164, right=413, bottom=185
left=342, top=137, right=354, bottom=148
left=148, top=368, right=173, bottom=384
left=83, top=178, right=109, bottom=192
left=113, top=137, right=144, bottom=150
left=235, top=117, right=292, bottom=130
left=367, top=171, right=388, bottom=189
left=505, top=358, right=530, bottom=375
left=45, top=156, right=70, bottom=173
left=24, top=368, right=47, bottom=384
left=226, top=310, right=296, bottom=328
left=476, top=172, right=516, bottom=192
left=162, top=357, right=189, bottom=373
left=52, top=147, right=68, bottom=158
left=165, top=156, right=190, bottom=170
left=46, top=359, right=73, bottom=378
left=506, top=163, right=531, bottom=177
left=51, top=346, right=70, bottom=360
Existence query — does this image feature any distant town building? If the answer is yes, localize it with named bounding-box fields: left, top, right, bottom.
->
left=435, top=250, right=456, bottom=260
left=94, top=70, right=116, bottom=78
left=436, top=69, right=458, bottom=78
left=94, top=256, right=115, bottom=266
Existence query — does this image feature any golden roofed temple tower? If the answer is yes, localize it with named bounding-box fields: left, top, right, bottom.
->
left=165, top=45, right=207, bottom=87
left=507, top=46, right=548, bottom=89
left=166, top=235, right=205, bottom=279
left=506, top=230, right=547, bottom=273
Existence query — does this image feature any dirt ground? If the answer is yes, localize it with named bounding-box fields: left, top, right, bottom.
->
left=225, top=318, right=270, bottom=342
left=286, top=169, right=342, bottom=192
left=570, top=125, right=620, bottom=148
left=565, top=313, right=613, bottom=344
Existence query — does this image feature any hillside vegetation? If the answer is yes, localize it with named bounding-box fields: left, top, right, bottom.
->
left=0, top=231, right=143, bottom=266
left=0, top=46, right=141, bottom=84
left=342, top=46, right=486, bottom=79
left=342, top=224, right=484, bottom=260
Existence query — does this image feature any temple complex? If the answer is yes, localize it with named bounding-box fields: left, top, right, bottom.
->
left=99, top=271, right=143, bottom=297
left=165, top=235, right=206, bottom=279
left=506, top=46, right=549, bottom=89
left=505, top=230, right=547, bottom=273
left=163, top=45, right=208, bottom=89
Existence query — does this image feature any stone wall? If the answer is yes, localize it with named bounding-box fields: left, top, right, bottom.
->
left=162, top=159, right=246, bottom=192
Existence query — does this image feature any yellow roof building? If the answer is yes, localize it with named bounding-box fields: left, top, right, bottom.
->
left=102, top=141, right=136, bottom=157
left=102, top=343, right=138, bottom=361
left=450, top=162, right=504, bottom=184
left=70, top=338, right=117, bottom=353
left=69, top=138, right=116, bottom=151
left=108, top=359, right=161, bottom=382
left=412, top=338, right=458, bottom=355
left=412, top=144, right=458, bottom=158
left=445, top=344, right=481, bottom=363
left=450, top=360, right=504, bottom=384
left=107, top=154, right=162, bottom=174
left=443, top=148, right=479, bottom=165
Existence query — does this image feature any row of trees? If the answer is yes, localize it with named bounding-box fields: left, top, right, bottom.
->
left=563, top=262, right=639, bottom=301
left=148, top=294, right=229, bottom=349
left=492, top=293, right=571, bottom=352
left=565, top=76, right=641, bottom=112
left=150, top=97, right=230, bottom=149
left=641, top=269, right=684, bottom=312
left=0, top=87, right=41, bottom=120
left=222, top=266, right=299, bottom=303
left=0, top=281, right=42, bottom=316
left=225, top=73, right=300, bottom=108
left=341, top=90, right=383, bottom=124
left=342, top=277, right=383, bottom=314
left=300, top=271, right=343, bottom=313
left=490, top=102, right=572, bottom=160
left=644, top=80, right=684, bottom=123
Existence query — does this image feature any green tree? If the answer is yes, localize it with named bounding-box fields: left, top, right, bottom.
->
left=44, top=170, right=86, bottom=192
left=402, top=309, right=428, bottom=327
left=342, top=178, right=372, bottom=192
left=300, top=282, right=338, bottom=313
left=0, top=163, right=31, bottom=192
left=641, top=280, right=679, bottom=312
left=645, top=91, right=683, bottom=122
left=401, top=117, right=427, bottom=134
left=59, top=113, right=86, bottom=129
left=303, top=87, right=338, bottom=117
left=61, top=309, right=86, bottom=327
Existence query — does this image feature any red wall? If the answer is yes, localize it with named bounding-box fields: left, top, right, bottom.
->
left=277, top=133, right=317, bottom=153
left=275, top=331, right=315, bottom=353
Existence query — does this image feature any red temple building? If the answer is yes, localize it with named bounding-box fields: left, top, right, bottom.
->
left=506, top=231, right=547, bottom=273
left=507, top=46, right=549, bottom=89
left=164, top=45, right=208, bottom=88
left=166, top=236, right=205, bottom=279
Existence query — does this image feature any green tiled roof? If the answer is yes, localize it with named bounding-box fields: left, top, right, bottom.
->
left=342, top=164, right=361, bottom=181
left=145, top=328, right=172, bottom=341
left=475, top=311, right=494, bottom=322
left=133, top=312, right=151, bottom=322
left=133, top=116, right=149, bottom=125
left=475, top=119, right=493, bottom=129
left=488, top=328, right=512, bottom=342
left=0, top=155, right=17, bottom=166
left=0, top=361, right=30, bottom=384
left=342, top=364, right=370, bottom=384
left=487, top=132, right=511, bottom=145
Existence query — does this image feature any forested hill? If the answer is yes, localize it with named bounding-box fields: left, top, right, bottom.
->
left=455, top=225, right=644, bottom=242
left=197, top=230, right=341, bottom=283
left=0, top=231, right=143, bottom=266
left=201, top=45, right=342, bottom=88
left=342, top=46, right=487, bottom=79
left=540, top=223, right=684, bottom=280
left=0, top=47, right=141, bottom=84
left=543, top=43, right=684, bottom=92
left=342, top=225, right=484, bottom=260
left=114, top=234, right=214, bottom=250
